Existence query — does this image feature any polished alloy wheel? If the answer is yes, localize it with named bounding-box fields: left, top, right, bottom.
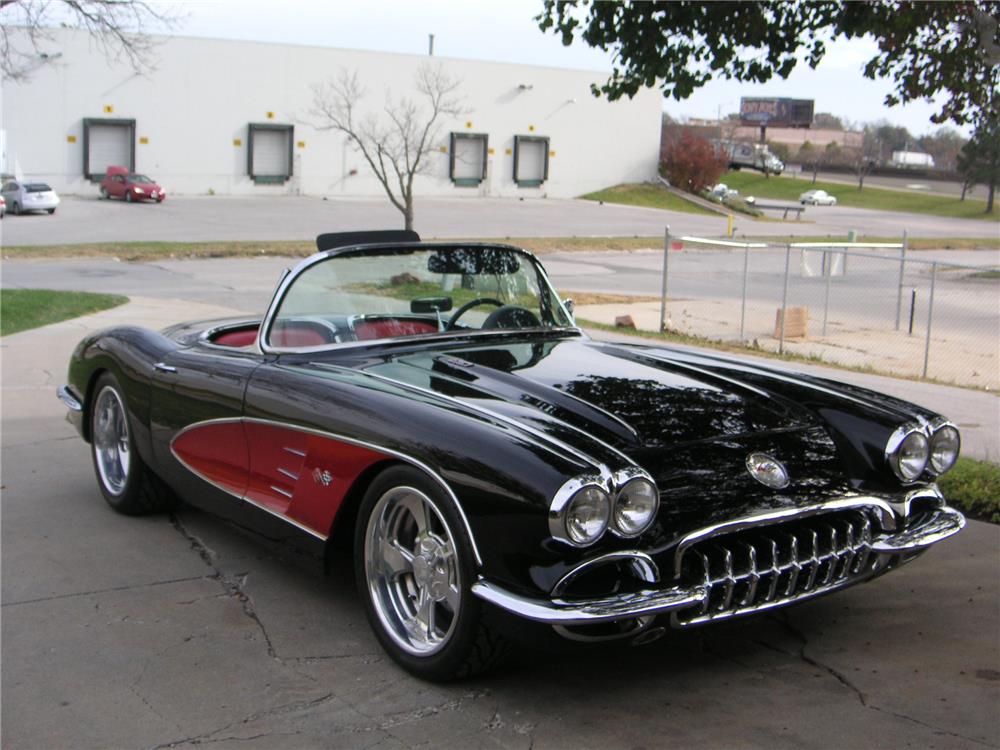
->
left=365, top=486, right=462, bottom=656
left=93, top=386, right=131, bottom=495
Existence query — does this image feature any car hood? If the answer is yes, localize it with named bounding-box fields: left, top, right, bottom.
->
left=364, top=337, right=818, bottom=454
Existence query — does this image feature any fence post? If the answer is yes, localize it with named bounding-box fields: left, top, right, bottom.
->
left=922, top=261, right=937, bottom=378
left=778, top=243, right=791, bottom=354
left=894, top=230, right=908, bottom=330
left=659, top=226, right=671, bottom=332
left=739, top=241, right=750, bottom=341
left=821, top=250, right=833, bottom=336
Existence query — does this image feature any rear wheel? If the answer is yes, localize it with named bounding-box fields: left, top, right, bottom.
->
left=90, top=372, right=174, bottom=514
left=12, top=201, right=21, bottom=215
left=355, top=465, right=509, bottom=680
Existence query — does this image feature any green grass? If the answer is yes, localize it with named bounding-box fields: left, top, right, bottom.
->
left=580, top=183, right=720, bottom=216
left=938, top=458, right=1000, bottom=524
left=722, top=171, right=998, bottom=221
left=1, top=289, right=129, bottom=336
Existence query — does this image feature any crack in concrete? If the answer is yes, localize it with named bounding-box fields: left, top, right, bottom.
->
left=772, top=613, right=993, bottom=747
left=2, top=575, right=211, bottom=608
left=147, top=693, right=335, bottom=749
left=169, top=513, right=279, bottom=659
left=345, top=688, right=493, bottom=734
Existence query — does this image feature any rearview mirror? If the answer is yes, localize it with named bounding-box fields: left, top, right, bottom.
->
left=411, top=296, right=454, bottom=313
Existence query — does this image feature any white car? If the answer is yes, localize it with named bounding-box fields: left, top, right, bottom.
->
left=1, top=180, right=60, bottom=215
left=708, top=183, right=739, bottom=201
left=799, top=189, right=837, bottom=206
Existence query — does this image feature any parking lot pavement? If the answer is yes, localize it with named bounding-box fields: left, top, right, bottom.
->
left=1, top=193, right=997, bottom=248
left=2, top=298, right=999, bottom=749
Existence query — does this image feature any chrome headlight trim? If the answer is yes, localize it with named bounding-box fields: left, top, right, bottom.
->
left=927, top=420, right=960, bottom=476
left=549, top=475, right=612, bottom=548
left=885, top=424, right=929, bottom=482
left=609, top=467, right=660, bottom=538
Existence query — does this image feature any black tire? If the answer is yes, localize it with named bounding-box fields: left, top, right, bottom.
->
left=12, top=201, right=21, bottom=215
left=125, top=191, right=133, bottom=203
left=99, top=187, right=108, bottom=200
left=354, top=465, right=510, bottom=681
left=90, top=372, right=175, bottom=515
left=47, top=208, right=55, bottom=214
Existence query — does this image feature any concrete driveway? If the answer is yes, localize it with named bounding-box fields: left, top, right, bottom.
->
left=1, top=193, right=997, bottom=248
left=2, top=293, right=998, bottom=749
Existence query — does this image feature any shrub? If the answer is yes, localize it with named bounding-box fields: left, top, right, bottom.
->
left=660, top=130, right=727, bottom=194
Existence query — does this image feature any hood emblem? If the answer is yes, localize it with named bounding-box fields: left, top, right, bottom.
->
left=746, top=453, right=790, bottom=489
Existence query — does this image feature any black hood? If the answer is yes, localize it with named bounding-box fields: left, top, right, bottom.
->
left=367, top=338, right=816, bottom=454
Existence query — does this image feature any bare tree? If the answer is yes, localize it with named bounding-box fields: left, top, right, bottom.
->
left=310, top=65, right=463, bottom=231
left=1, top=0, right=180, bottom=81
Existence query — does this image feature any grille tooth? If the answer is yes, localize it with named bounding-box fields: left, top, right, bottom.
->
left=785, top=532, right=801, bottom=596
left=675, top=508, right=881, bottom=627
left=741, top=542, right=759, bottom=606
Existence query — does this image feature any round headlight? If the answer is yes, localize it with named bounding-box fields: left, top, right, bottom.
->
left=893, top=431, right=929, bottom=481
left=564, top=486, right=610, bottom=546
left=929, top=425, right=960, bottom=475
left=613, top=478, right=659, bottom=536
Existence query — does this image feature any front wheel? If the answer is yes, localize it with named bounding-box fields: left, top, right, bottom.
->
left=47, top=208, right=55, bottom=214
left=99, top=187, right=108, bottom=200
left=125, top=191, right=133, bottom=203
left=90, top=373, right=174, bottom=514
left=355, top=465, right=509, bottom=680
left=11, top=202, right=21, bottom=215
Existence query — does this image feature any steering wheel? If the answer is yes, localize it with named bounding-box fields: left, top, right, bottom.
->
left=445, top=297, right=504, bottom=330
left=483, top=305, right=541, bottom=330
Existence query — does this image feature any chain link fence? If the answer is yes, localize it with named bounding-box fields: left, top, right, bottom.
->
left=653, top=233, right=999, bottom=390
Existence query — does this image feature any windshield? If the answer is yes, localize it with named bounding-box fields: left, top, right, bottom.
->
left=128, top=174, right=154, bottom=183
left=266, top=245, right=573, bottom=349
left=25, top=183, right=52, bottom=192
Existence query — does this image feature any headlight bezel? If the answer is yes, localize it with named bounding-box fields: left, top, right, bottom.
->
left=886, top=420, right=960, bottom=482
left=610, top=468, right=660, bottom=538
left=550, top=468, right=660, bottom=547
left=548, top=476, right=611, bottom=548
left=928, top=422, right=960, bottom=476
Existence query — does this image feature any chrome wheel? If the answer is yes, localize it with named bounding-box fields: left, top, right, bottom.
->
left=365, top=486, right=462, bottom=656
left=93, top=385, right=131, bottom=496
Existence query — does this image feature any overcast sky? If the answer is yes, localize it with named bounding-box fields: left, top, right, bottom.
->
left=157, top=0, right=958, bottom=136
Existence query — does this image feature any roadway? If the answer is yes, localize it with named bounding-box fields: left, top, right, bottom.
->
left=1, top=193, right=997, bottom=247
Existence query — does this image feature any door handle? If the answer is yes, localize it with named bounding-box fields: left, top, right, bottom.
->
left=153, top=362, right=177, bottom=373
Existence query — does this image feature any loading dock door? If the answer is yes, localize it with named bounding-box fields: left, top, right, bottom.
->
left=248, top=124, right=293, bottom=183
left=513, top=135, right=549, bottom=187
left=83, top=119, right=135, bottom=180
left=450, top=132, right=488, bottom=186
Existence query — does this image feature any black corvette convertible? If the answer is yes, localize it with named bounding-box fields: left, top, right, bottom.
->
left=59, top=231, right=964, bottom=680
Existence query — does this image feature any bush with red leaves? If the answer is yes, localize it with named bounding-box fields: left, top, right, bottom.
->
left=660, top=131, right=728, bottom=195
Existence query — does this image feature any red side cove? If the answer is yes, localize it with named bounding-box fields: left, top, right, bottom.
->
left=171, top=421, right=389, bottom=538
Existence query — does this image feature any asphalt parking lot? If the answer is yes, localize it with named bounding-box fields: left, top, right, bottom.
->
left=2, top=193, right=998, bottom=247
left=2, top=284, right=998, bottom=749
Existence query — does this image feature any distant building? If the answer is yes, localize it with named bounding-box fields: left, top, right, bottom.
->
left=2, top=29, right=661, bottom=197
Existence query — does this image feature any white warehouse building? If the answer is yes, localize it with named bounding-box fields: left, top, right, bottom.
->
left=1, top=30, right=662, bottom=199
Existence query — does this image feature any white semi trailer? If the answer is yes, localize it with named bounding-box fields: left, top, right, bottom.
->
left=718, top=141, right=785, bottom=175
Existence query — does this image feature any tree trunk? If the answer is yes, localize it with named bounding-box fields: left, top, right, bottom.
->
left=812, top=164, right=819, bottom=184
left=857, top=172, right=865, bottom=191
left=960, top=182, right=967, bottom=201
left=988, top=179, right=996, bottom=213
left=403, top=195, right=415, bottom=231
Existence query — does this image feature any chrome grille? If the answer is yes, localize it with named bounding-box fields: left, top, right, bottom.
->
left=673, top=509, right=881, bottom=626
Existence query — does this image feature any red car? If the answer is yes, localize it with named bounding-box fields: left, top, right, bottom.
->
left=99, top=166, right=166, bottom=203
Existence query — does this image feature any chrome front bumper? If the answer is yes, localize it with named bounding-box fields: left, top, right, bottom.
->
left=472, top=504, right=965, bottom=628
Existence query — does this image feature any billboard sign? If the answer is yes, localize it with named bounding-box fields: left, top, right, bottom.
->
left=740, top=98, right=814, bottom=128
